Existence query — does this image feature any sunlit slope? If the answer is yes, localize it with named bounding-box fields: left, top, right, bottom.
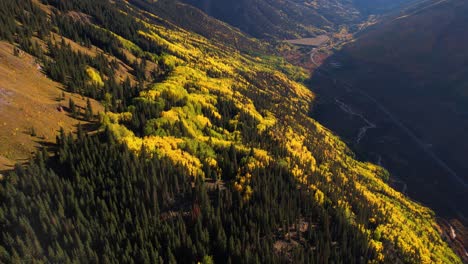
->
left=92, top=1, right=459, bottom=262
left=0, top=41, right=102, bottom=170
left=127, top=0, right=267, bottom=52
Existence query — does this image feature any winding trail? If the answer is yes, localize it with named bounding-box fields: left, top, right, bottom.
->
left=334, top=99, right=376, bottom=144
left=309, top=48, right=323, bottom=68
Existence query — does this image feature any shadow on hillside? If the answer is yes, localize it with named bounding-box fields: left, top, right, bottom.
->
left=77, top=121, right=101, bottom=133
left=0, top=120, right=103, bottom=174
left=306, top=51, right=468, bottom=224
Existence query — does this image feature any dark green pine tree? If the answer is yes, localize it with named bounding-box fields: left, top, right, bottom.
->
left=69, top=98, right=77, bottom=118
left=85, top=98, right=93, bottom=121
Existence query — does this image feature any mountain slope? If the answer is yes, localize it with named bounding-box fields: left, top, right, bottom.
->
left=180, top=0, right=359, bottom=38
left=353, top=0, right=413, bottom=14
left=0, top=39, right=103, bottom=170
left=180, top=0, right=413, bottom=39
left=319, top=0, right=468, bottom=201
left=127, top=0, right=268, bottom=53
left=0, top=0, right=461, bottom=263
left=309, top=0, right=468, bottom=259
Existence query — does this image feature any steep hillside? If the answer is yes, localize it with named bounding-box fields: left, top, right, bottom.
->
left=313, top=0, right=468, bottom=207
left=0, top=40, right=102, bottom=170
left=0, top=0, right=461, bottom=263
left=180, top=0, right=358, bottom=38
left=180, top=0, right=413, bottom=39
left=353, top=0, right=412, bottom=14
left=126, top=0, right=268, bottom=53
left=309, top=0, right=468, bottom=259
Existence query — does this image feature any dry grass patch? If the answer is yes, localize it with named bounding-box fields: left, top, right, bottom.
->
left=0, top=41, right=103, bottom=170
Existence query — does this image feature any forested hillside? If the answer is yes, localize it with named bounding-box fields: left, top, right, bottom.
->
left=0, top=0, right=461, bottom=263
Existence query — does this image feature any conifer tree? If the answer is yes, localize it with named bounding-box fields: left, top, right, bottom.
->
left=85, top=98, right=93, bottom=121
left=69, top=98, right=77, bottom=118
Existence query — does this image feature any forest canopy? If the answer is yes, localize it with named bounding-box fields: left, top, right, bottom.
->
left=0, top=0, right=461, bottom=263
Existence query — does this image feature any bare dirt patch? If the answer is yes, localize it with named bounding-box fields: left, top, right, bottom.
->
left=285, top=35, right=330, bottom=46
left=67, top=11, right=93, bottom=24
left=0, top=87, right=14, bottom=108
left=438, top=218, right=468, bottom=263
left=274, top=218, right=316, bottom=260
